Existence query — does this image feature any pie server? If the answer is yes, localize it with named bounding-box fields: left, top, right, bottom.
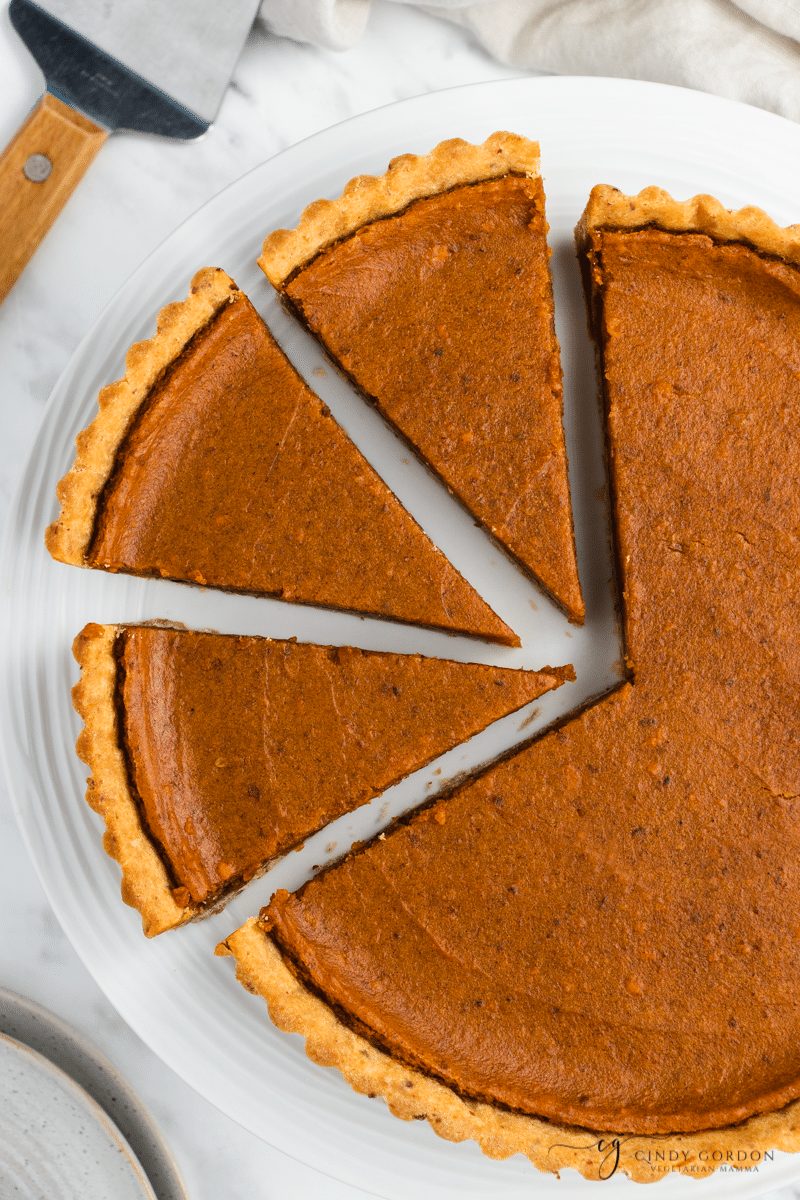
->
left=0, top=0, right=260, bottom=303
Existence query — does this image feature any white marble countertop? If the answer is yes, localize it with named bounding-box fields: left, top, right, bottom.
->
left=0, top=6, right=796, bottom=1199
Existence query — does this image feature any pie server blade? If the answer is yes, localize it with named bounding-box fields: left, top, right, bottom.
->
left=0, top=0, right=260, bottom=303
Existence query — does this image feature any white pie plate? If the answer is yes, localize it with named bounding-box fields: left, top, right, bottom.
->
left=2, top=77, right=800, bottom=1199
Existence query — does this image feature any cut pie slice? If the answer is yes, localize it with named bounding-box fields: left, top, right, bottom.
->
left=73, top=621, right=573, bottom=936
left=221, top=188, right=800, bottom=1180
left=46, top=269, right=517, bottom=646
left=259, top=133, right=584, bottom=625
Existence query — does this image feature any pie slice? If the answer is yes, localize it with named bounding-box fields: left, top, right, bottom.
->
left=73, top=621, right=573, bottom=936
left=259, top=133, right=584, bottom=625
left=220, top=188, right=800, bottom=1180
left=46, top=269, right=517, bottom=646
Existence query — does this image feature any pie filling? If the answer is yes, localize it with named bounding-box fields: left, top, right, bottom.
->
left=87, top=294, right=517, bottom=646
left=256, top=226, right=800, bottom=1136
left=112, top=625, right=573, bottom=909
left=279, top=175, right=584, bottom=625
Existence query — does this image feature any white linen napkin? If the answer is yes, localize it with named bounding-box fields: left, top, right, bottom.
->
left=258, top=0, right=800, bottom=121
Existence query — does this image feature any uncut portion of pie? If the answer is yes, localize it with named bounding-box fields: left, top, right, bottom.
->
left=73, top=621, right=572, bottom=936
left=46, top=268, right=517, bottom=646
left=220, top=188, right=800, bottom=1179
left=259, top=133, right=584, bottom=625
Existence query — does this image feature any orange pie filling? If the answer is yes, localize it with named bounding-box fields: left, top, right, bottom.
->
left=251, top=221, right=800, bottom=1136
left=277, top=174, right=584, bottom=624
left=91, top=624, right=571, bottom=913
left=53, top=280, right=517, bottom=646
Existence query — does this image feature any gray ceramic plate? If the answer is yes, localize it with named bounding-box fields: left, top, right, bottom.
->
left=0, top=988, right=187, bottom=1200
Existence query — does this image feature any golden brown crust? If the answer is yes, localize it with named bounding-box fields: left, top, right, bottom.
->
left=258, top=132, right=540, bottom=287
left=72, top=622, right=285, bottom=936
left=576, top=184, right=800, bottom=265
left=218, top=917, right=800, bottom=1183
left=46, top=268, right=241, bottom=567
left=72, top=623, right=194, bottom=937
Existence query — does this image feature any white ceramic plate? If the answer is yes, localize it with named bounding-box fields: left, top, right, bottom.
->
left=3, top=77, right=800, bottom=1199
left=0, top=1029, right=157, bottom=1200
left=0, top=988, right=188, bottom=1200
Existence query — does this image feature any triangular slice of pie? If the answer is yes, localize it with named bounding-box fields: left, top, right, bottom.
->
left=73, top=621, right=573, bottom=936
left=46, top=269, right=517, bottom=646
left=259, top=133, right=584, bottom=625
left=220, top=188, right=800, bottom=1180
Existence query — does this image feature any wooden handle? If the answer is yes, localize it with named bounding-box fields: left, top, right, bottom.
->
left=0, top=93, right=107, bottom=304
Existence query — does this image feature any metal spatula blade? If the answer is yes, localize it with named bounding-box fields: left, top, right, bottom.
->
left=24, top=0, right=260, bottom=130
left=0, top=0, right=260, bottom=302
left=9, top=2, right=206, bottom=138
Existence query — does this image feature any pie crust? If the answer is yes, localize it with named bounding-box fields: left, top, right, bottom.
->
left=73, top=622, right=334, bottom=935
left=73, top=623, right=197, bottom=936
left=575, top=183, right=800, bottom=264
left=219, top=918, right=800, bottom=1184
left=258, top=131, right=541, bottom=286
left=46, top=268, right=238, bottom=567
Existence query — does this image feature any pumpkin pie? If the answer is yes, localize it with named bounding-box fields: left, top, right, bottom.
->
left=259, top=133, right=584, bottom=625
left=219, top=187, right=800, bottom=1180
left=73, top=620, right=572, bottom=936
left=46, top=269, right=516, bottom=646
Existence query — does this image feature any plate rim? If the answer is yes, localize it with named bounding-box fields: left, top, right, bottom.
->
left=0, top=1022, right=158, bottom=1199
left=0, top=986, right=189, bottom=1200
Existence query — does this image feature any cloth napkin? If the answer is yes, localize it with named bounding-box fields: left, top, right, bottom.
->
left=258, top=0, right=800, bottom=123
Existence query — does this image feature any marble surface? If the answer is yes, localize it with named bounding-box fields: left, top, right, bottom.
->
left=0, top=5, right=796, bottom=1200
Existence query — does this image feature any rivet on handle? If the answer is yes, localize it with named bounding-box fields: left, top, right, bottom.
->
left=23, top=153, right=52, bottom=182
